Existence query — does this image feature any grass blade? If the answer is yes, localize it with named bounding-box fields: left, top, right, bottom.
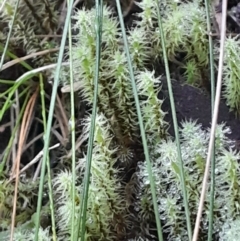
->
left=39, top=74, right=57, bottom=241
left=0, top=0, right=20, bottom=69
left=205, top=1, right=216, bottom=240
left=33, top=0, right=74, bottom=239
left=115, top=0, right=164, bottom=240
left=77, top=1, right=103, bottom=240
left=154, top=1, right=192, bottom=239
left=192, top=0, right=228, bottom=240
left=65, top=0, right=77, bottom=239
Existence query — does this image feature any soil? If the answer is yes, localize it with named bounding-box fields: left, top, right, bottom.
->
left=160, top=78, right=240, bottom=142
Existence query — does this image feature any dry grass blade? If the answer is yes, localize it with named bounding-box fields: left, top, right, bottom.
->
left=57, top=0, right=83, bottom=32
left=9, top=143, right=60, bottom=182
left=0, top=121, right=11, bottom=132
left=56, top=94, right=69, bottom=143
left=10, top=102, right=18, bottom=170
left=212, top=0, right=222, bottom=34
left=67, top=132, right=86, bottom=159
left=10, top=86, right=39, bottom=241
left=192, top=0, right=228, bottom=240
left=1, top=48, right=59, bottom=71
left=73, top=0, right=83, bottom=8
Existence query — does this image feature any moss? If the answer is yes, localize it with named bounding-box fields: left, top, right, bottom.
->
left=2, top=0, right=240, bottom=240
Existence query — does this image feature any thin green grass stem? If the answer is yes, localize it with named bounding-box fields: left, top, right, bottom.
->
left=155, top=1, right=192, bottom=240
left=0, top=0, right=20, bottom=69
left=205, top=1, right=216, bottom=240
left=33, top=0, right=74, bottom=239
left=116, top=0, right=164, bottom=240
left=77, top=1, right=103, bottom=240
left=65, top=0, right=77, bottom=239
left=39, top=74, right=57, bottom=241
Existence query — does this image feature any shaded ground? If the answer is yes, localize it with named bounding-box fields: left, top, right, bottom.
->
left=160, top=78, right=240, bottom=142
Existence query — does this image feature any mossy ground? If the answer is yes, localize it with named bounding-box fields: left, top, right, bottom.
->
left=2, top=1, right=240, bottom=240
